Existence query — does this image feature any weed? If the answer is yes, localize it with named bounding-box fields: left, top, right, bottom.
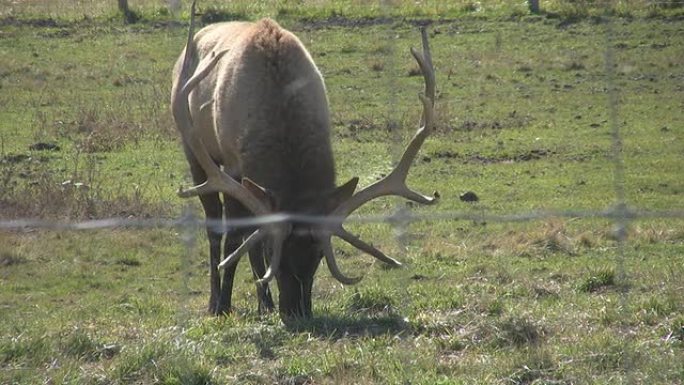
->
left=59, top=328, right=104, bottom=361
left=582, top=335, right=640, bottom=373
left=672, top=317, right=684, bottom=343
left=506, top=349, right=560, bottom=385
left=462, top=2, right=481, bottom=13
left=111, top=340, right=215, bottom=384
left=0, top=334, right=51, bottom=365
left=578, top=267, right=616, bottom=293
left=345, top=286, right=397, bottom=314
left=0, top=159, right=172, bottom=219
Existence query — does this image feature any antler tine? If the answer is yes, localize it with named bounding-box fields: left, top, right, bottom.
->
left=320, top=236, right=362, bottom=285
left=335, top=227, right=402, bottom=267
left=256, top=223, right=289, bottom=285
left=218, top=221, right=290, bottom=286
left=217, top=228, right=267, bottom=271
left=413, top=27, right=435, bottom=118
left=315, top=226, right=403, bottom=285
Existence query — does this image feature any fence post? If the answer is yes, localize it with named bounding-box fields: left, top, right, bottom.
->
left=178, top=206, right=197, bottom=325
left=168, top=0, right=181, bottom=15
left=117, top=0, right=128, bottom=12
left=528, top=0, right=540, bottom=14
left=117, top=0, right=138, bottom=23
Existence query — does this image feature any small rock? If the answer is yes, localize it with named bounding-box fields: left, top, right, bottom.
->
left=459, top=191, right=479, bottom=202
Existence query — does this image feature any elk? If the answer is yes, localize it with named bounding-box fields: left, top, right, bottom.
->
left=171, top=1, right=438, bottom=319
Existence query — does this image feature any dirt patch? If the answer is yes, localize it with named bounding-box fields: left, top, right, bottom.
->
left=29, top=142, right=61, bottom=152
left=295, top=15, right=458, bottom=30
left=427, top=149, right=554, bottom=164
left=1, top=154, right=30, bottom=164
left=345, top=119, right=381, bottom=133
left=452, top=111, right=533, bottom=132
left=470, top=149, right=554, bottom=164
left=0, top=16, right=60, bottom=28
left=297, top=15, right=395, bottom=30
left=0, top=252, right=26, bottom=266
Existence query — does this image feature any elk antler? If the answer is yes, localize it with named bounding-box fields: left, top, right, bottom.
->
left=319, top=26, right=439, bottom=283
left=172, top=1, right=287, bottom=283
left=172, top=1, right=267, bottom=215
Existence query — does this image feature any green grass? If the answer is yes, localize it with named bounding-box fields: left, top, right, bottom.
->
left=1, top=1, right=683, bottom=384
left=1, top=0, right=683, bottom=22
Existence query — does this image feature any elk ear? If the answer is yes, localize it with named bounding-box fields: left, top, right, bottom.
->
left=327, top=177, right=359, bottom=211
left=242, top=177, right=277, bottom=210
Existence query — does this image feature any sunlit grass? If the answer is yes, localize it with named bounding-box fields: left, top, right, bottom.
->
left=1, top=0, right=683, bottom=22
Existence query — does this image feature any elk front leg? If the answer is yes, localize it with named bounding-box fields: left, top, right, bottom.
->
left=216, top=197, right=249, bottom=315
left=184, top=145, right=224, bottom=315
left=219, top=195, right=276, bottom=315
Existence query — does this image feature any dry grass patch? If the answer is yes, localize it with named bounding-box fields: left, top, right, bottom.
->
left=0, top=173, right=169, bottom=220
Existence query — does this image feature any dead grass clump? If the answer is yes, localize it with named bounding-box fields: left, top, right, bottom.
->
left=633, top=224, right=684, bottom=244
left=492, top=316, right=546, bottom=347
left=407, top=65, right=422, bottom=77
left=475, top=221, right=581, bottom=259
left=531, top=281, right=561, bottom=299
left=75, top=108, right=143, bottom=153
left=422, top=311, right=547, bottom=350
left=505, top=349, right=561, bottom=385
left=530, top=220, right=577, bottom=256
left=368, top=60, right=384, bottom=72
left=0, top=251, right=26, bottom=266
left=0, top=169, right=171, bottom=220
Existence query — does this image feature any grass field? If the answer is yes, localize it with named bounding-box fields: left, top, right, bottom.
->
left=1, top=1, right=683, bottom=384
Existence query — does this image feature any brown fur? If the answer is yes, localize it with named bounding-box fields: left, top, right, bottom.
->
left=172, top=19, right=335, bottom=203
left=171, top=18, right=337, bottom=316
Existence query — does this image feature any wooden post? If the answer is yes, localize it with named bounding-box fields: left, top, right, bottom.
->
left=168, top=0, right=181, bottom=15
left=528, top=0, right=540, bottom=14
left=117, top=0, right=138, bottom=23
left=118, top=0, right=129, bottom=13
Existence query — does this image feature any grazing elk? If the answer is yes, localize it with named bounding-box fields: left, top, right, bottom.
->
left=171, top=1, right=438, bottom=320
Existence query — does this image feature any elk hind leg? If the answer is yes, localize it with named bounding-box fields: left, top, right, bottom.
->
left=216, top=223, right=241, bottom=315
left=203, top=195, right=223, bottom=315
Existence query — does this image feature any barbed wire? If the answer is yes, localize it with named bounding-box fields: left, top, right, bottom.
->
left=1, top=205, right=682, bottom=232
